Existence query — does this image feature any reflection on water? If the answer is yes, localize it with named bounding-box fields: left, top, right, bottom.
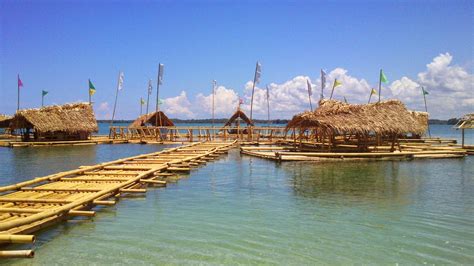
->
left=0, top=146, right=473, bottom=264
left=283, top=161, right=416, bottom=208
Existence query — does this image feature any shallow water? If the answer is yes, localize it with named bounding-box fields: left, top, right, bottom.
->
left=0, top=141, right=473, bottom=264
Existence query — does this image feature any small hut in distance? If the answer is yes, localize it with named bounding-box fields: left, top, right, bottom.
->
left=129, top=111, right=174, bottom=127
left=222, top=107, right=254, bottom=134
left=10, top=103, right=98, bottom=141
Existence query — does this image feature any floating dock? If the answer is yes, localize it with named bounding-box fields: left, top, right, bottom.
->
left=0, top=141, right=236, bottom=258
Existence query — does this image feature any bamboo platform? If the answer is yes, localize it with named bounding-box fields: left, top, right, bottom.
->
left=241, top=140, right=469, bottom=161
left=0, top=136, right=126, bottom=148
left=0, top=141, right=236, bottom=258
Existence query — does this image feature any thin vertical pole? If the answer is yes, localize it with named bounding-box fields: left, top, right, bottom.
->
left=320, top=69, right=325, bottom=101
left=155, top=64, right=163, bottom=127
left=267, top=85, right=270, bottom=127
left=212, top=80, right=216, bottom=128
left=41, top=93, right=44, bottom=107
left=146, top=80, right=151, bottom=115
left=17, top=74, right=20, bottom=111
left=110, top=72, right=121, bottom=128
left=89, top=91, right=91, bottom=105
left=250, top=62, right=258, bottom=121
left=140, top=97, right=143, bottom=116
left=308, top=84, right=313, bottom=111
left=368, top=92, right=372, bottom=104
left=378, top=69, right=382, bottom=102
left=422, top=87, right=431, bottom=137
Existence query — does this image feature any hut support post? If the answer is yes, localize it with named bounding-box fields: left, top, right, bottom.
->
left=462, top=128, right=465, bottom=148
left=390, top=134, right=397, bottom=152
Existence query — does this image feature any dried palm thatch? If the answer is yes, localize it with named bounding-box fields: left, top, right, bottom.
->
left=129, top=111, right=174, bottom=127
left=224, top=109, right=254, bottom=127
left=11, top=103, right=98, bottom=133
left=0, top=114, right=13, bottom=128
left=287, top=99, right=428, bottom=136
left=455, top=113, right=474, bottom=129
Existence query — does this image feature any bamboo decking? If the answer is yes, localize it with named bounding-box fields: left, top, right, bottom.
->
left=0, top=141, right=236, bottom=258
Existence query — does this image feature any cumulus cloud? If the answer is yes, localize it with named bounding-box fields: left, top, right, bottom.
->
left=162, top=91, right=194, bottom=118
left=159, top=53, right=472, bottom=119
left=389, top=53, right=474, bottom=118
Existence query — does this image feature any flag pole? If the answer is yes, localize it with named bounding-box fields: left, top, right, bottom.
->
left=320, top=69, right=325, bottom=102
left=155, top=64, right=163, bottom=127
left=266, top=85, right=270, bottom=127
left=110, top=71, right=121, bottom=128
left=249, top=62, right=259, bottom=121
left=422, top=87, right=431, bottom=137
left=368, top=91, right=373, bottom=104
left=17, top=74, right=20, bottom=111
left=212, top=80, right=216, bottom=128
left=89, top=89, right=92, bottom=105
left=307, top=80, right=313, bottom=111
left=140, top=97, right=143, bottom=116
left=378, top=69, right=382, bottom=102
left=41, top=92, right=44, bottom=107
left=329, top=80, right=336, bottom=100
left=146, top=80, right=151, bottom=115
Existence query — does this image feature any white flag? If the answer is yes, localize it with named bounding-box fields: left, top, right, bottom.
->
left=307, top=79, right=312, bottom=96
left=158, top=64, right=164, bottom=85
left=118, top=72, right=124, bottom=90
left=148, top=79, right=153, bottom=94
left=254, top=62, right=262, bottom=84
left=320, top=69, right=326, bottom=98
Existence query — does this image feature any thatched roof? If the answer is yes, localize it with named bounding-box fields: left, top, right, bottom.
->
left=455, top=113, right=474, bottom=129
left=224, top=109, right=254, bottom=127
left=129, top=111, right=174, bottom=127
left=10, top=103, right=98, bottom=133
left=287, top=99, right=428, bottom=135
left=0, top=114, right=13, bottom=128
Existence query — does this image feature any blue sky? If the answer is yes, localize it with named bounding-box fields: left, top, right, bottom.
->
left=1, top=0, right=472, bottom=119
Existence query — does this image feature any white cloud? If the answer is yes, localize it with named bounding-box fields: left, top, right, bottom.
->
left=159, top=53, right=472, bottom=119
left=95, top=101, right=111, bottom=119
left=389, top=53, right=474, bottom=118
left=162, top=91, right=194, bottom=118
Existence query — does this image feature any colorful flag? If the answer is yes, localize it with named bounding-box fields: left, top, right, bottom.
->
left=422, top=87, right=429, bottom=95
left=380, top=70, right=388, bottom=83
left=255, top=62, right=262, bottom=84
left=148, top=79, right=153, bottom=94
left=42, top=90, right=48, bottom=96
left=371, top=88, right=377, bottom=95
left=18, top=75, right=23, bottom=88
left=158, top=64, right=164, bottom=85
left=140, top=98, right=146, bottom=105
left=307, top=79, right=313, bottom=96
left=89, top=79, right=96, bottom=95
left=118, top=72, right=124, bottom=90
left=333, top=79, right=342, bottom=89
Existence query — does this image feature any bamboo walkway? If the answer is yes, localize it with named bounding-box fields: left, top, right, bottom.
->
left=0, top=141, right=236, bottom=259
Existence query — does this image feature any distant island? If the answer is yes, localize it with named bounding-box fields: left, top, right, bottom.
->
left=98, top=118, right=460, bottom=125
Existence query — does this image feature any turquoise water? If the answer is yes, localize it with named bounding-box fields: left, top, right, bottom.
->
left=0, top=127, right=473, bottom=264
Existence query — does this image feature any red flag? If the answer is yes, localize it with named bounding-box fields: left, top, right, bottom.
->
left=18, top=75, right=23, bottom=88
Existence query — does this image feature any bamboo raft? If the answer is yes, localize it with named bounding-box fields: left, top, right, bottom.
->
left=241, top=140, right=469, bottom=161
left=0, top=141, right=236, bottom=258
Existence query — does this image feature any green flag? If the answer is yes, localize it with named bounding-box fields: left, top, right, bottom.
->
left=158, top=98, right=164, bottom=105
left=380, top=70, right=388, bottom=83
left=42, top=90, right=48, bottom=96
left=89, top=79, right=96, bottom=95
left=141, top=98, right=146, bottom=105
left=422, top=87, right=429, bottom=95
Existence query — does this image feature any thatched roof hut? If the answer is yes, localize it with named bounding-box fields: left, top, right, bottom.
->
left=10, top=103, right=98, bottom=140
left=223, top=109, right=254, bottom=127
left=0, top=114, right=13, bottom=128
left=129, top=111, right=174, bottom=127
left=287, top=99, right=428, bottom=136
left=455, top=113, right=474, bottom=129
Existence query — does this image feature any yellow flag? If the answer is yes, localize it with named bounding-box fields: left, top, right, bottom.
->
left=371, top=88, right=377, bottom=95
left=89, top=88, right=96, bottom=96
left=333, top=79, right=342, bottom=89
